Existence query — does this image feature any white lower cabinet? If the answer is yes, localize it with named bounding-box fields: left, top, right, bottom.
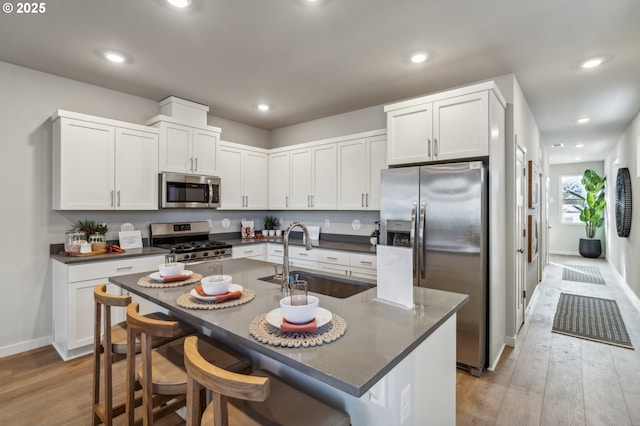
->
left=316, top=249, right=377, bottom=279
left=52, top=255, right=165, bottom=361
left=232, top=244, right=266, bottom=261
left=266, top=243, right=285, bottom=264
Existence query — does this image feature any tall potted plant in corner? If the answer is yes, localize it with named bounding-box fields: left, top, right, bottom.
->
left=569, top=169, right=606, bottom=258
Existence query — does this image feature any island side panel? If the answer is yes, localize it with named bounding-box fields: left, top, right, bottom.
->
left=252, top=314, right=457, bottom=426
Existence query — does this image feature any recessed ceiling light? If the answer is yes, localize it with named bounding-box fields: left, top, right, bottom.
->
left=167, top=0, right=191, bottom=7
left=575, top=157, right=581, bottom=161
left=577, top=117, right=590, bottom=124
left=411, top=53, right=427, bottom=64
left=575, top=143, right=584, bottom=148
left=256, top=104, right=271, bottom=112
left=104, top=51, right=126, bottom=63
left=581, top=57, right=603, bottom=69
left=552, top=143, right=564, bottom=148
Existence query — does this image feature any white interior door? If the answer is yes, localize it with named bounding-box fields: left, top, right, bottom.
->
left=515, top=145, right=526, bottom=331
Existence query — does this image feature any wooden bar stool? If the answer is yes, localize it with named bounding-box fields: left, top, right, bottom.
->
left=184, top=336, right=351, bottom=426
left=92, top=284, right=194, bottom=426
left=126, top=303, right=252, bottom=425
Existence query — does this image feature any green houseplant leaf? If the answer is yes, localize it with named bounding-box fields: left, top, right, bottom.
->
left=570, top=169, right=606, bottom=239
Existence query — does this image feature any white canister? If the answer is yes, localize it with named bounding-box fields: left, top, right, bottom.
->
left=80, top=243, right=92, bottom=254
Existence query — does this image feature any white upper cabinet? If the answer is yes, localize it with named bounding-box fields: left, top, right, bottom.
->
left=311, top=144, right=337, bottom=209
left=52, top=111, right=158, bottom=210
left=385, top=82, right=503, bottom=166
left=337, top=135, right=387, bottom=210
left=432, top=91, right=489, bottom=161
left=268, top=151, right=291, bottom=209
left=218, top=141, right=268, bottom=210
left=290, top=144, right=337, bottom=209
left=290, top=148, right=313, bottom=209
left=149, top=116, right=220, bottom=176
left=386, top=103, right=433, bottom=165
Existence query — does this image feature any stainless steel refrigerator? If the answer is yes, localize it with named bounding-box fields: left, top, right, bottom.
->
left=380, top=161, right=488, bottom=376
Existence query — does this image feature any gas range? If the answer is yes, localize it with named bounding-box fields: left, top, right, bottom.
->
left=150, top=221, right=232, bottom=263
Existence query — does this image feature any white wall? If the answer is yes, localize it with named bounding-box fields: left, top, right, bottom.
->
left=270, top=105, right=385, bottom=148
left=605, top=110, right=640, bottom=297
left=548, top=161, right=606, bottom=256
left=494, top=74, right=544, bottom=346
left=209, top=115, right=270, bottom=149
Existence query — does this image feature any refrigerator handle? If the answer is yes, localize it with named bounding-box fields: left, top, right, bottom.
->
left=419, top=202, right=426, bottom=279
left=410, top=202, right=417, bottom=277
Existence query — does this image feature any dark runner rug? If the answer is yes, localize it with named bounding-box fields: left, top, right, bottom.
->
left=552, top=293, right=633, bottom=349
left=562, top=265, right=606, bottom=285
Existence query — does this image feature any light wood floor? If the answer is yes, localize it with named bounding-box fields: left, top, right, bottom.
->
left=2, top=255, right=639, bottom=425
left=457, top=255, right=640, bottom=425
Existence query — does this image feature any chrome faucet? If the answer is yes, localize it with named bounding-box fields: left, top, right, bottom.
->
left=282, top=221, right=312, bottom=292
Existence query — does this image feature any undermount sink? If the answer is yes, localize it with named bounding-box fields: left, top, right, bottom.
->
left=258, top=270, right=375, bottom=299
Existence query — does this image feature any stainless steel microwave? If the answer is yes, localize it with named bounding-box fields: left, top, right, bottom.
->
left=160, top=173, right=221, bottom=209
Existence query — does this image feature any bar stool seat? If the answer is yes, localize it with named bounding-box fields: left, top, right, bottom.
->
left=184, top=336, right=351, bottom=426
left=126, top=303, right=252, bottom=425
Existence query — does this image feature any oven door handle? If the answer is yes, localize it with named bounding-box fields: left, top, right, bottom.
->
left=183, top=260, right=208, bottom=266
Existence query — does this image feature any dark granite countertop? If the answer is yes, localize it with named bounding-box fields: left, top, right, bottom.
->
left=109, top=258, right=467, bottom=397
left=50, top=246, right=169, bottom=264
left=225, top=237, right=377, bottom=255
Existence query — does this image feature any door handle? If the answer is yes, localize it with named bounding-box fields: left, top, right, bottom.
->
left=517, top=249, right=525, bottom=253
left=419, top=201, right=426, bottom=279
left=410, top=202, right=417, bottom=278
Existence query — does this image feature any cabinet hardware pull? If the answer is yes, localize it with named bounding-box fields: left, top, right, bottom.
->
left=246, top=195, right=248, bottom=207
left=360, top=261, right=372, bottom=265
left=246, top=250, right=253, bottom=254
left=311, top=195, right=314, bottom=207
left=434, top=138, right=438, bottom=157
left=428, top=139, right=432, bottom=157
left=110, top=190, right=114, bottom=207
left=366, top=193, right=369, bottom=207
left=361, top=193, right=364, bottom=207
left=116, top=266, right=133, bottom=271
left=117, top=190, right=121, bottom=207
left=299, top=253, right=308, bottom=256
left=307, top=195, right=311, bottom=207
left=194, top=157, right=198, bottom=171
left=327, top=256, right=338, bottom=260
left=285, top=196, right=289, bottom=208
left=190, top=157, right=194, bottom=171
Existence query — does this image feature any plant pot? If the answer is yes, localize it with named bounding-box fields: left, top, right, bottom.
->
left=579, top=238, right=602, bottom=258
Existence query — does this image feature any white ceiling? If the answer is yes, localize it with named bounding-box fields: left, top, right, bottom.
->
left=1, top=0, right=639, bottom=164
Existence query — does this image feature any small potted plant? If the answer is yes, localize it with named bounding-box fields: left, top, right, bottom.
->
left=69, top=219, right=108, bottom=240
left=263, top=215, right=279, bottom=236
left=370, top=221, right=380, bottom=245
left=568, top=169, right=606, bottom=258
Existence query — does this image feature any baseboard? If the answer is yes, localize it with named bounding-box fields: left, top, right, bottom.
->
left=607, top=258, right=640, bottom=312
left=549, top=250, right=580, bottom=256
left=487, top=343, right=506, bottom=372
left=0, top=335, right=52, bottom=358
left=504, top=334, right=516, bottom=347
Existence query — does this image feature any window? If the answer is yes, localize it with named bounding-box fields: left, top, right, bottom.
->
left=560, top=175, right=585, bottom=223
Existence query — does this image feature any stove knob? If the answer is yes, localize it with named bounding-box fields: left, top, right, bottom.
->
left=203, top=252, right=209, bottom=257
left=214, top=250, right=220, bottom=255
left=185, top=254, right=191, bottom=260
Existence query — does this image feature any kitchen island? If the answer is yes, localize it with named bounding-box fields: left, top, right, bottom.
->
left=109, top=258, right=467, bottom=425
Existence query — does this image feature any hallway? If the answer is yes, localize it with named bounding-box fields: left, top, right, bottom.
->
left=457, top=255, right=640, bottom=425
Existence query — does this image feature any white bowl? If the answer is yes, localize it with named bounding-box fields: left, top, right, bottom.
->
left=158, top=262, right=185, bottom=277
left=201, top=275, right=232, bottom=295
left=280, top=295, right=319, bottom=324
